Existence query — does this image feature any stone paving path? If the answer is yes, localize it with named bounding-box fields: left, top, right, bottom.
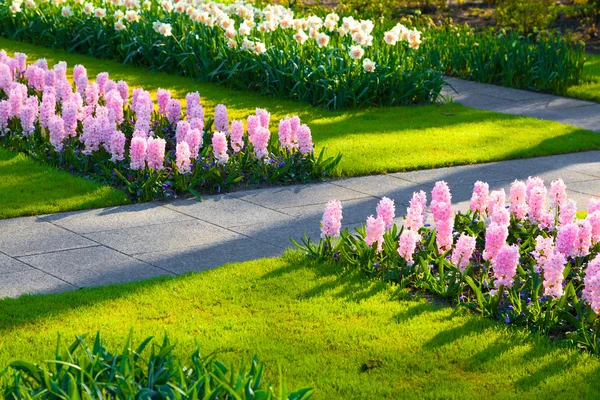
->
left=2, top=151, right=600, bottom=299
left=442, top=78, right=600, bottom=132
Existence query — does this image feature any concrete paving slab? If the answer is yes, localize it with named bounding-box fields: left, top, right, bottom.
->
left=0, top=217, right=96, bottom=257
left=18, top=246, right=171, bottom=288
left=84, top=219, right=241, bottom=255
left=227, top=182, right=370, bottom=210
left=565, top=180, right=600, bottom=197
left=0, top=252, right=32, bottom=274
left=164, top=195, right=292, bottom=228
left=137, top=237, right=283, bottom=275
left=41, top=203, right=193, bottom=234
left=328, top=174, right=417, bottom=200
left=391, top=164, right=514, bottom=186
left=0, top=269, right=75, bottom=298
left=280, top=197, right=383, bottom=225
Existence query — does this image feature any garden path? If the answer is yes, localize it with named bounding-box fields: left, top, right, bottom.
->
left=1, top=151, right=600, bottom=298
left=442, top=78, right=600, bottom=132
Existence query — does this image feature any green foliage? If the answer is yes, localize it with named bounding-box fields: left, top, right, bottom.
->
left=0, top=332, right=312, bottom=399
left=495, top=0, right=558, bottom=34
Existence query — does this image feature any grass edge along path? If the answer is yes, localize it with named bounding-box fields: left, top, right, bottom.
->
left=2, top=37, right=599, bottom=177
left=1, top=251, right=600, bottom=398
left=566, top=53, right=600, bottom=103
left=0, top=147, right=129, bottom=219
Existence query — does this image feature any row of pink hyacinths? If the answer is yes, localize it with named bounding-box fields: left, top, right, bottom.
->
left=0, top=51, right=315, bottom=174
left=320, top=176, right=600, bottom=312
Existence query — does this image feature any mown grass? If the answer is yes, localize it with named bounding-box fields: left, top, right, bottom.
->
left=1, top=37, right=599, bottom=177
left=1, top=251, right=600, bottom=398
left=0, top=147, right=128, bottom=219
left=566, top=53, right=600, bottom=103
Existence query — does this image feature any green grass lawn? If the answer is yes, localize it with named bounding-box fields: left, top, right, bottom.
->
left=1, top=38, right=598, bottom=177
left=1, top=251, right=600, bottom=398
left=0, top=147, right=128, bottom=219
left=566, top=53, right=600, bottom=103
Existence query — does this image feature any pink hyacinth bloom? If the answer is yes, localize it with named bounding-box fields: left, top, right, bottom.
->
left=61, top=101, right=79, bottom=138
left=212, top=131, right=229, bottom=164
left=9, top=85, right=24, bottom=118
left=532, top=235, right=554, bottom=273
left=73, top=64, right=88, bottom=94
left=44, top=69, right=55, bottom=88
left=176, top=121, right=191, bottom=143
left=376, top=197, right=395, bottom=230
left=0, top=100, right=11, bottom=132
left=146, top=137, right=166, bottom=171
left=589, top=198, right=600, bottom=215
left=185, top=128, right=203, bottom=158
left=365, top=215, right=386, bottom=253
left=543, top=251, right=566, bottom=298
left=556, top=222, right=579, bottom=257
left=105, top=89, right=124, bottom=124
left=129, top=136, right=147, bottom=170
left=48, top=115, right=66, bottom=152
left=538, top=211, right=556, bottom=231
left=131, top=87, right=143, bottom=111
left=117, top=80, right=129, bottom=106
left=166, top=99, right=181, bottom=124
left=432, top=181, right=451, bottom=205
left=214, top=104, right=229, bottom=133
left=0, top=63, right=12, bottom=92
left=85, top=83, right=99, bottom=108
left=108, top=130, right=126, bottom=162
left=105, top=80, right=117, bottom=96
left=297, top=123, right=313, bottom=155
left=483, top=222, right=508, bottom=261
left=398, top=228, right=421, bottom=265
left=96, top=72, right=109, bottom=94
left=488, top=189, right=506, bottom=213
left=582, top=256, right=600, bottom=313
left=290, top=115, right=301, bottom=133
left=230, top=120, right=244, bottom=153
left=550, top=179, right=567, bottom=208
left=189, top=117, right=204, bottom=132
left=492, top=244, right=519, bottom=288
left=176, top=141, right=192, bottom=174
left=576, top=219, right=593, bottom=257
left=250, top=126, right=270, bottom=159
left=247, top=115, right=260, bottom=139
left=321, top=200, right=343, bottom=238
left=558, top=199, right=577, bottom=226
left=509, top=180, right=528, bottom=220
left=33, top=58, right=48, bottom=70
left=527, top=183, right=547, bottom=224
left=14, top=52, right=26, bottom=73
left=451, top=233, right=476, bottom=272
left=19, top=105, right=36, bottom=137
left=256, top=108, right=270, bottom=129
left=470, top=181, right=489, bottom=215
left=490, top=205, right=510, bottom=228
left=278, top=118, right=294, bottom=150
left=156, top=88, right=171, bottom=114
left=405, top=191, right=426, bottom=231
left=436, top=218, right=454, bottom=253
left=430, top=200, right=452, bottom=224
left=40, top=92, right=56, bottom=129
left=587, top=210, right=600, bottom=244
left=25, top=65, right=45, bottom=92
left=185, top=92, right=204, bottom=120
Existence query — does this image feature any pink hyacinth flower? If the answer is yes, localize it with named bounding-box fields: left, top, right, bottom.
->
left=483, top=222, right=508, bottom=262
left=214, top=104, right=229, bottom=133
left=509, top=180, right=528, bottom=220
left=451, top=233, right=476, bottom=272
left=176, top=141, right=192, bottom=174
left=470, top=181, right=489, bottom=215
left=365, top=215, right=386, bottom=253
left=185, top=128, right=203, bottom=159
left=376, top=197, right=395, bottom=230
left=492, top=244, right=519, bottom=288
left=550, top=179, right=567, bottom=208
left=398, top=228, right=421, bottom=265
left=230, top=120, right=244, bottom=153
left=146, top=137, right=166, bottom=171
left=556, top=222, right=579, bottom=257
left=212, top=131, right=229, bottom=164
left=297, top=123, right=313, bottom=155
left=129, top=136, right=147, bottom=170
left=321, top=200, right=343, bottom=238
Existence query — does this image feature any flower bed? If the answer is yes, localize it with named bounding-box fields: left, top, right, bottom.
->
left=1, top=1, right=443, bottom=109
left=0, top=2, right=585, bottom=109
left=295, top=178, right=600, bottom=353
left=0, top=51, right=341, bottom=201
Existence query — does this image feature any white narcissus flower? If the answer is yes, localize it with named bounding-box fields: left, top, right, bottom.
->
left=82, top=2, right=94, bottom=14
left=362, top=58, right=375, bottom=72
left=114, top=19, right=126, bottom=31
left=384, top=31, right=398, bottom=45
left=158, top=23, right=172, bottom=36
left=253, top=42, right=266, bottom=54
left=25, top=0, right=35, bottom=9
left=9, top=2, right=22, bottom=13
left=241, top=38, right=254, bottom=51
left=294, top=29, right=308, bottom=45
left=94, top=7, right=106, bottom=18
left=61, top=5, right=72, bottom=17
left=348, top=45, right=364, bottom=60
left=316, top=32, right=329, bottom=48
